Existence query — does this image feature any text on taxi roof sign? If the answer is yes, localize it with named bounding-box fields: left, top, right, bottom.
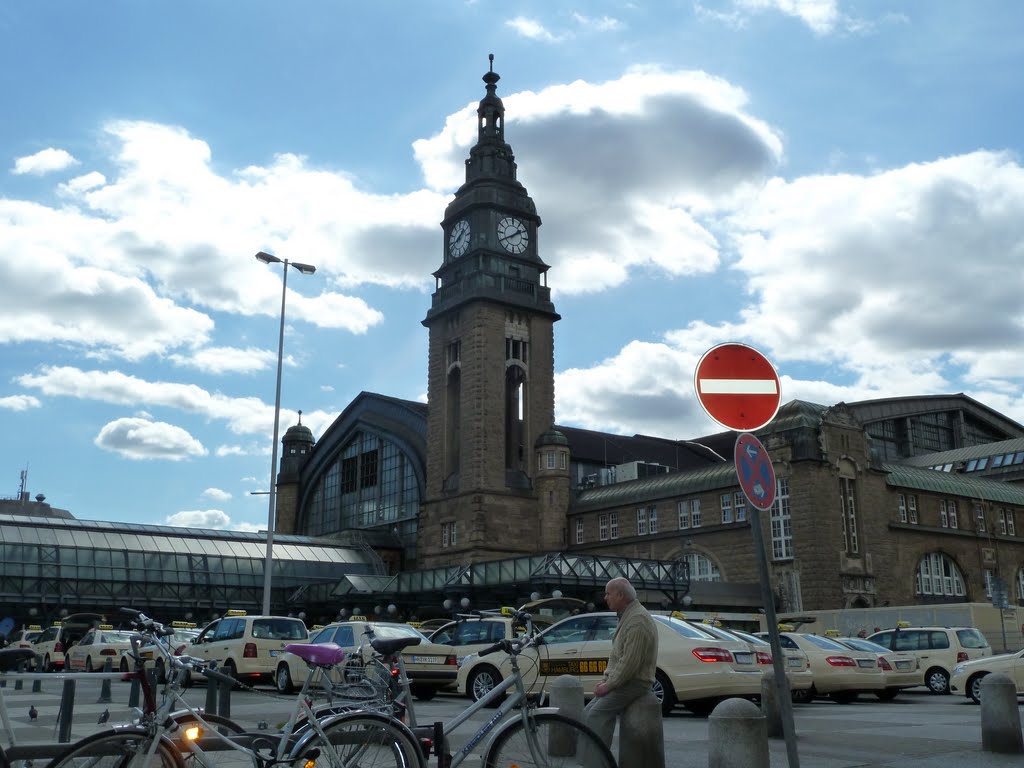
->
left=694, top=342, right=781, bottom=431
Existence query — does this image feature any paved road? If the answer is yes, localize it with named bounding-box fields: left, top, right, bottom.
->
left=2, top=676, right=1022, bottom=767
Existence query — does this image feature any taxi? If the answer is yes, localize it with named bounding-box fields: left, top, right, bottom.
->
left=427, top=607, right=553, bottom=667
left=456, top=611, right=764, bottom=716
left=705, top=624, right=814, bottom=696
left=756, top=630, right=885, bottom=703
left=66, top=625, right=136, bottom=672
left=189, top=610, right=309, bottom=687
left=31, top=622, right=72, bottom=671
left=950, top=647, right=1024, bottom=704
left=7, top=625, right=43, bottom=649
left=833, top=635, right=919, bottom=700
left=137, top=621, right=201, bottom=682
left=274, top=617, right=457, bottom=700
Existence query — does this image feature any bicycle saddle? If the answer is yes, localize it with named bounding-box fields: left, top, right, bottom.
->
left=371, top=636, right=420, bottom=656
left=285, top=642, right=345, bottom=666
left=0, top=648, right=37, bottom=671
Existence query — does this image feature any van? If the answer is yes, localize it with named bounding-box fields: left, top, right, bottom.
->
left=867, top=625, right=991, bottom=694
left=190, top=611, right=309, bottom=686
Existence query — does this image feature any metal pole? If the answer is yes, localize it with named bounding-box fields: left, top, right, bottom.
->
left=748, top=504, right=800, bottom=768
left=262, top=260, right=289, bottom=617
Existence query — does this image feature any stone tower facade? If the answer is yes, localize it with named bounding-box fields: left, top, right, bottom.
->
left=274, top=413, right=315, bottom=535
left=418, top=58, right=566, bottom=567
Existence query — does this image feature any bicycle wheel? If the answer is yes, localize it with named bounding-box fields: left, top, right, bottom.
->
left=45, top=728, right=184, bottom=768
left=483, top=712, right=616, bottom=768
left=293, top=712, right=423, bottom=768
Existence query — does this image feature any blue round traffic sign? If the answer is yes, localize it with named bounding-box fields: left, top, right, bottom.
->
left=734, top=433, right=777, bottom=511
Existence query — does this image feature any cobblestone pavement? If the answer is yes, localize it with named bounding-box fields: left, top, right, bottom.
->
left=2, top=675, right=1022, bottom=767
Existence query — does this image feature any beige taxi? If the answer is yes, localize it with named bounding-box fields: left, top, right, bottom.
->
left=66, top=625, right=135, bottom=672
left=833, top=635, right=919, bottom=700
left=758, top=631, right=885, bottom=703
left=950, top=647, right=1024, bottom=704
left=189, top=610, right=309, bottom=687
left=137, top=622, right=201, bottom=682
left=868, top=625, right=991, bottom=695
left=274, top=618, right=457, bottom=700
left=713, top=625, right=814, bottom=696
left=456, top=611, right=764, bottom=716
left=7, top=625, right=43, bottom=649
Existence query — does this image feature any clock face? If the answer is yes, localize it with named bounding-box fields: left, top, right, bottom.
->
left=497, top=216, right=529, bottom=254
left=449, top=219, right=471, bottom=258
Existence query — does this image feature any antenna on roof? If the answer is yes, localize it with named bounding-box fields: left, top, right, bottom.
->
left=489, top=53, right=494, bottom=72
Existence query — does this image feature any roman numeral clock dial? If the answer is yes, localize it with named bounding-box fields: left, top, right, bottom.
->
left=497, top=216, right=529, bottom=254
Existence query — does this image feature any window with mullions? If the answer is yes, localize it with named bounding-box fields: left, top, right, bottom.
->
left=636, top=508, right=647, bottom=536
left=575, top=518, right=584, bottom=544
left=839, top=477, right=858, bottom=554
left=720, top=494, right=733, bottom=524
left=684, top=552, right=721, bottom=582
left=734, top=492, right=747, bottom=522
left=916, top=552, right=966, bottom=597
left=1018, top=567, right=1024, bottom=602
left=303, top=431, right=420, bottom=536
left=771, top=477, right=793, bottom=560
left=609, top=512, right=619, bottom=539
left=599, top=514, right=609, bottom=541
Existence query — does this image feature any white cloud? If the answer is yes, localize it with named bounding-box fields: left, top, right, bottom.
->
left=202, top=487, right=232, bottom=501
left=0, top=395, right=41, bottom=411
left=94, top=417, right=207, bottom=460
left=13, top=148, right=79, bottom=175
left=168, top=346, right=281, bottom=375
left=505, top=16, right=566, bottom=42
left=59, top=172, right=107, bottom=195
left=697, top=0, right=878, bottom=36
left=164, top=509, right=259, bottom=531
left=571, top=12, right=621, bottom=31
left=17, top=366, right=338, bottom=441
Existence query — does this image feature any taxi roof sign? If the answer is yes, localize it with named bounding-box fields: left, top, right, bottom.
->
left=28, top=624, right=42, bottom=631
left=98, top=624, right=114, bottom=630
left=225, top=609, right=247, bottom=617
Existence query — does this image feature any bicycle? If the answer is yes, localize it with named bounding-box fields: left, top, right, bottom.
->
left=390, top=612, right=617, bottom=768
left=43, top=609, right=423, bottom=768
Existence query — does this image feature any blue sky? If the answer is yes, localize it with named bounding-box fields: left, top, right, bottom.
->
left=2, top=1, right=1023, bottom=532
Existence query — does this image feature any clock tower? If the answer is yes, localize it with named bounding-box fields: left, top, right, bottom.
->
left=419, top=57, right=563, bottom=567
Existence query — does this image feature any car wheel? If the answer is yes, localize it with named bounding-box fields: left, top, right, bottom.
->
left=468, top=665, right=502, bottom=707
left=276, top=663, right=294, bottom=694
left=85, top=656, right=93, bottom=673
left=411, top=684, right=437, bottom=702
left=875, top=689, right=899, bottom=702
left=968, top=673, right=987, bottom=705
left=791, top=685, right=815, bottom=704
left=223, top=661, right=238, bottom=684
left=651, top=670, right=676, bottom=715
left=925, top=667, right=950, bottom=695
left=829, top=691, right=858, bottom=704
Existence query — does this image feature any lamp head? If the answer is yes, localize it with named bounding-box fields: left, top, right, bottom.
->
left=291, top=262, right=317, bottom=275
left=255, top=251, right=282, bottom=265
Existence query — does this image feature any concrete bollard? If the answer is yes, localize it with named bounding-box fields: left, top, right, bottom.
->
left=57, top=678, right=77, bottom=743
left=760, top=667, right=790, bottom=738
left=32, top=654, right=42, bottom=693
left=980, top=673, right=1023, bottom=754
left=708, top=698, right=769, bottom=768
left=13, top=659, right=25, bottom=690
left=619, top=692, right=665, bottom=768
left=97, top=657, right=113, bottom=703
left=548, top=675, right=585, bottom=756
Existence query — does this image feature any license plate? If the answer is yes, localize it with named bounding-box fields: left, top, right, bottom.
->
left=895, top=661, right=912, bottom=670
left=733, top=652, right=753, bottom=665
left=411, top=656, right=444, bottom=664
left=857, top=659, right=875, bottom=668
left=787, top=657, right=802, bottom=668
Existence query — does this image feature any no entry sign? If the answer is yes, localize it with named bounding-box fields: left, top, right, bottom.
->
left=694, top=343, right=781, bottom=432
left=734, top=433, right=777, bottom=511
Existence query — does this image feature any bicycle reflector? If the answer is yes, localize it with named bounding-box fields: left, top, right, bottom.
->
left=183, top=724, right=201, bottom=741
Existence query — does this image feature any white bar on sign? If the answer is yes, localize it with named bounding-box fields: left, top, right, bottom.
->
left=699, top=378, right=778, bottom=394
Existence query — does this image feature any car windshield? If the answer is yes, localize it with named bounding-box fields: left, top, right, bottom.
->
left=100, top=631, right=135, bottom=643
left=800, top=634, right=850, bottom=651
left=956, top=629, right=990, bottom=649
left=840, top=638, right=889, bottom=654
left=653, top=615, right=718, bottom=639
left=370, top=624, right=428, bottom=641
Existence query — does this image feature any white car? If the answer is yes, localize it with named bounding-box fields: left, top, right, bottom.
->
left=274, top=620, right=457, bottom=700
left=758, top=631, right=885, bottom=703
left=456, top=611, right=765, bottom=716
left=950, top=648, right=1024, bottom=704
left=66, top=626, right=135, bottom=672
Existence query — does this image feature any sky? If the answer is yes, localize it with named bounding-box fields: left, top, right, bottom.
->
left=2, top=0, right=1023, bottom=533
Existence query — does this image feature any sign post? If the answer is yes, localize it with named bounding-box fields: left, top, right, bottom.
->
left=694, top=342, right=797, bottom=768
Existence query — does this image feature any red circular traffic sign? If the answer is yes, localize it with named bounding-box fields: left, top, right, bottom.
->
left=694, top=343, right=781, bottom=431
left=734, top=433, right=777, bottom=511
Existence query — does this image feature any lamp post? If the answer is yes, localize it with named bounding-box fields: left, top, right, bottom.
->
left=255, top=250, right=316, bottom=616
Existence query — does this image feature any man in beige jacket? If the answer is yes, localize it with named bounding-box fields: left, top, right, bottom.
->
left=584, top=577, right=659, bottom=763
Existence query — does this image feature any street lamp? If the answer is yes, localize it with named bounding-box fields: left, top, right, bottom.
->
left=256, top=250, right=316, bottom=616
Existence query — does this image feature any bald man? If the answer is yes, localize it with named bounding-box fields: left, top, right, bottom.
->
left=583, top=577, right=658, bottom=765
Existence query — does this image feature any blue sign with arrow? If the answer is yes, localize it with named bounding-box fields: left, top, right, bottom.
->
left=734, top=432, right=777, bottom=511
